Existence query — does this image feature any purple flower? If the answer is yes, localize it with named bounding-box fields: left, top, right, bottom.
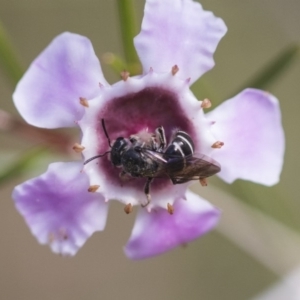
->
left=12, top=0, right=285, bottom=259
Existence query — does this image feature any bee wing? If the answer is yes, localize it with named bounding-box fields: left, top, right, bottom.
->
left=143, top=149, right=168, bottom=164
left=141, top=149, right=169, bottom=177
left=142, top=150, right=221, bottom=184
left=164, top=154, right=221, bottom=184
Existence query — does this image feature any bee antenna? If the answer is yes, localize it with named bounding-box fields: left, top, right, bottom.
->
left=84, top=119, right=112, bottom=165
left=102, top=119, right=112, bottom=148
left=83, top=151, right=111, bottom=165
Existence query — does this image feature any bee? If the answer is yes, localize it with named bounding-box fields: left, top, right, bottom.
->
left=84, top=119, right=221, bottom=207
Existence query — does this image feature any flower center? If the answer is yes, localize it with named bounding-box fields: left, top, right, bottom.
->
left=95, top=87, right=195, bottom=191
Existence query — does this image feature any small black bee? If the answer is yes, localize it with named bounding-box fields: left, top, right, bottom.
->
left=84, top=119, right=221, bottom=207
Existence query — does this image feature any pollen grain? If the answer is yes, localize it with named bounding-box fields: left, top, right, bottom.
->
left=199, top=178, right=208, bottom=187
left=72, top=143, right=85, bottom=153
left=171, top=65, right=179, bottom=75
left=124, top=203, right=133, bottom=214
left=212, top=141, right=224, bottom=149
left=201, top=98, right=212, bottom=109
left=79, top=97, right=89, bottom=107
left=167, top=203, right=174, bottom=215
left=88, top=185, right=100, bottom=193
left=120, top=70, right=130, bottom=81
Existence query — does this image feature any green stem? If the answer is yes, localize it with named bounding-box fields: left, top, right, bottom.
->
left=0, top=108, right=74, bottom=154
left=235, top=44, right=299, bottom=95
left=0, top=147, right=48, bottom=186
left=102, top=52, right=128, bottom=74
left=116, top=0, right=139, bottom=66
left=0, top=20, right=23, bottom=86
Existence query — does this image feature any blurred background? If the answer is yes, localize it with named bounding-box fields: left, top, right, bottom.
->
left=0, top=0, right=299, bottom=299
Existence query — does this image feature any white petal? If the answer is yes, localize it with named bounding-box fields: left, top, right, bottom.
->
left=12, top=162, right=108, bottom=255
left=206, top=89, right=285, bottom=185
left=134, top=0, right=227, bottom=84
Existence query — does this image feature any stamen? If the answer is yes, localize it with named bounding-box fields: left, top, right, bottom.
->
left=99, top=82, right=104, bottom=88
left=124, top=203, right=133, bottom=214
left=79, top=97, right=89, bottom=107
left=212, top=141, right=224, bottom=149
left=199, top=178, right=208, bottom=186
left=167, top=203, right=174, bottom=215
left=149, top=67, right=154, bottom=74
left=88, top=185, right=100, bottom=193
left=72, top=143, right=85, bottom=153
left=201, top=98, right=212, bottom=109
left=171, top=65, right=179, bottom=75
left=120, top=70, right=130, bottom=81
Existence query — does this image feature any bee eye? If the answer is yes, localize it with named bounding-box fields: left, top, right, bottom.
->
left=130, top=137, right=137, bottom=143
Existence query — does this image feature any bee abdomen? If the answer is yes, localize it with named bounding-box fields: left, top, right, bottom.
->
left=164, top=131, right=194, bottom=158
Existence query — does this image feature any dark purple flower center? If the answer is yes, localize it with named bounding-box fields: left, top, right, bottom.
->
left=95, top=87, right=195, bottom=191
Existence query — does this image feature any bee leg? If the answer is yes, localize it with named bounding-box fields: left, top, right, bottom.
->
left=141, top=177, right=153, bottom=207
left=155, top=126, right=166, bottom=151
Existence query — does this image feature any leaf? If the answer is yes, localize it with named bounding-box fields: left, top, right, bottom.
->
left=0, top=20, right=23, bottom=86
left=236, top=44, right=299, bottom=93
left=0, top=147, right=48, bottom=186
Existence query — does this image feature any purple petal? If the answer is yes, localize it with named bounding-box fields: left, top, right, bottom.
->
left=12, top=162, right=108, bottom=256
left=206, top=88, right=285, bottom=185
left=124, top=190, right=220, bottom=260
left=134, top=0, right=227, bottom=84
left=13, top=32, right=109, bottom=129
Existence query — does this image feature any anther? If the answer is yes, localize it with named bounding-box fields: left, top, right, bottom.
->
left=72, top=143, right=85, bottom=153
left=124, top=203, right=133, bottom=214
left=88, top=185, right=100, bottom=193
left=167, top=203, right=174, bottom=215
left=199, top=178, right=208, bottom=187
left=171, top=65, right=179, bottom=75
left=79, top=97, right=89, bottom=107
left=120, top=70, right=130, bottom=81
left=201, top=98, right=212, bottom=109
left=212, top=141, right=224, bottom=149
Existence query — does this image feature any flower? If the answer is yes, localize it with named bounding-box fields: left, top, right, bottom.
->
left=12, top=0, right=285, bottom=259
